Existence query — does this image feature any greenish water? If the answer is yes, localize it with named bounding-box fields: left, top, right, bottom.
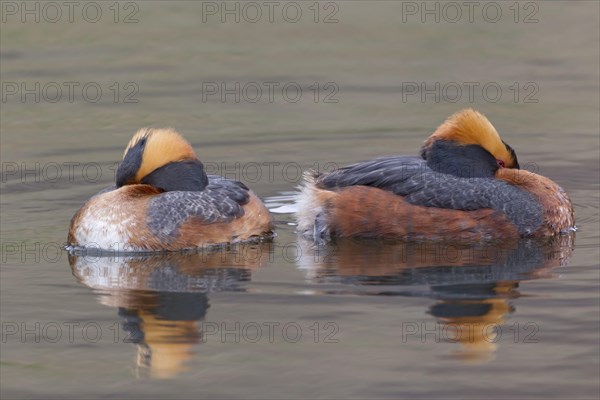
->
left=1, top=2, right=599, bottom=399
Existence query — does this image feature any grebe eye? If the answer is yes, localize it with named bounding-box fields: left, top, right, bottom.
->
left=497, top=159, right=505, bottom=168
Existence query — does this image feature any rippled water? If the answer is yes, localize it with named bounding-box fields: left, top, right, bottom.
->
left=1, top=2, right=599, bottom=399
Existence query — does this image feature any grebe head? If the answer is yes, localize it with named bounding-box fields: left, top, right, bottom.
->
left=116, top=128, right=208, bottom=192
left=421, top=109, right=520, bottom=174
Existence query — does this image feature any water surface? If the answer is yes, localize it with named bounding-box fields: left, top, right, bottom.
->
left=1, top=2, right=599, bottom=399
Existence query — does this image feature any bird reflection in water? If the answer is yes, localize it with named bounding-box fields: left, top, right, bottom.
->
left=296, top=234, right=575, bottom=363
left=69, top=242, right=273, bottom=379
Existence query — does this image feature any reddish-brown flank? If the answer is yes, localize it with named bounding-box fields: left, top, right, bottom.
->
left=319, top=185, right=520, bottom=241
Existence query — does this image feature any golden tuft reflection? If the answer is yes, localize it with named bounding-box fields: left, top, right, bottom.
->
left=69, top=243, right=274, bottom=379
left=431, top=285, right=516, bottom=364
left=296, top=234, right=574, bottom=363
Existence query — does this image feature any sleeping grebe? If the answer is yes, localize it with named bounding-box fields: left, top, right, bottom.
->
left=296, top=109, right=575, bottom=241
left=68, top=128, right=273, bottom=251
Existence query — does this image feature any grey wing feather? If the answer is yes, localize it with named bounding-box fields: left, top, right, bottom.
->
left=317, top=156, right=425, bottom=191
left=146, top=177, right=250, bottom=238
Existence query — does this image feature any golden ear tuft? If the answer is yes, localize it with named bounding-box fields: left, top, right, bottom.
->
left=124, top=127, right=198, bottom=182
left=422, top=109, right=514, bottom=167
